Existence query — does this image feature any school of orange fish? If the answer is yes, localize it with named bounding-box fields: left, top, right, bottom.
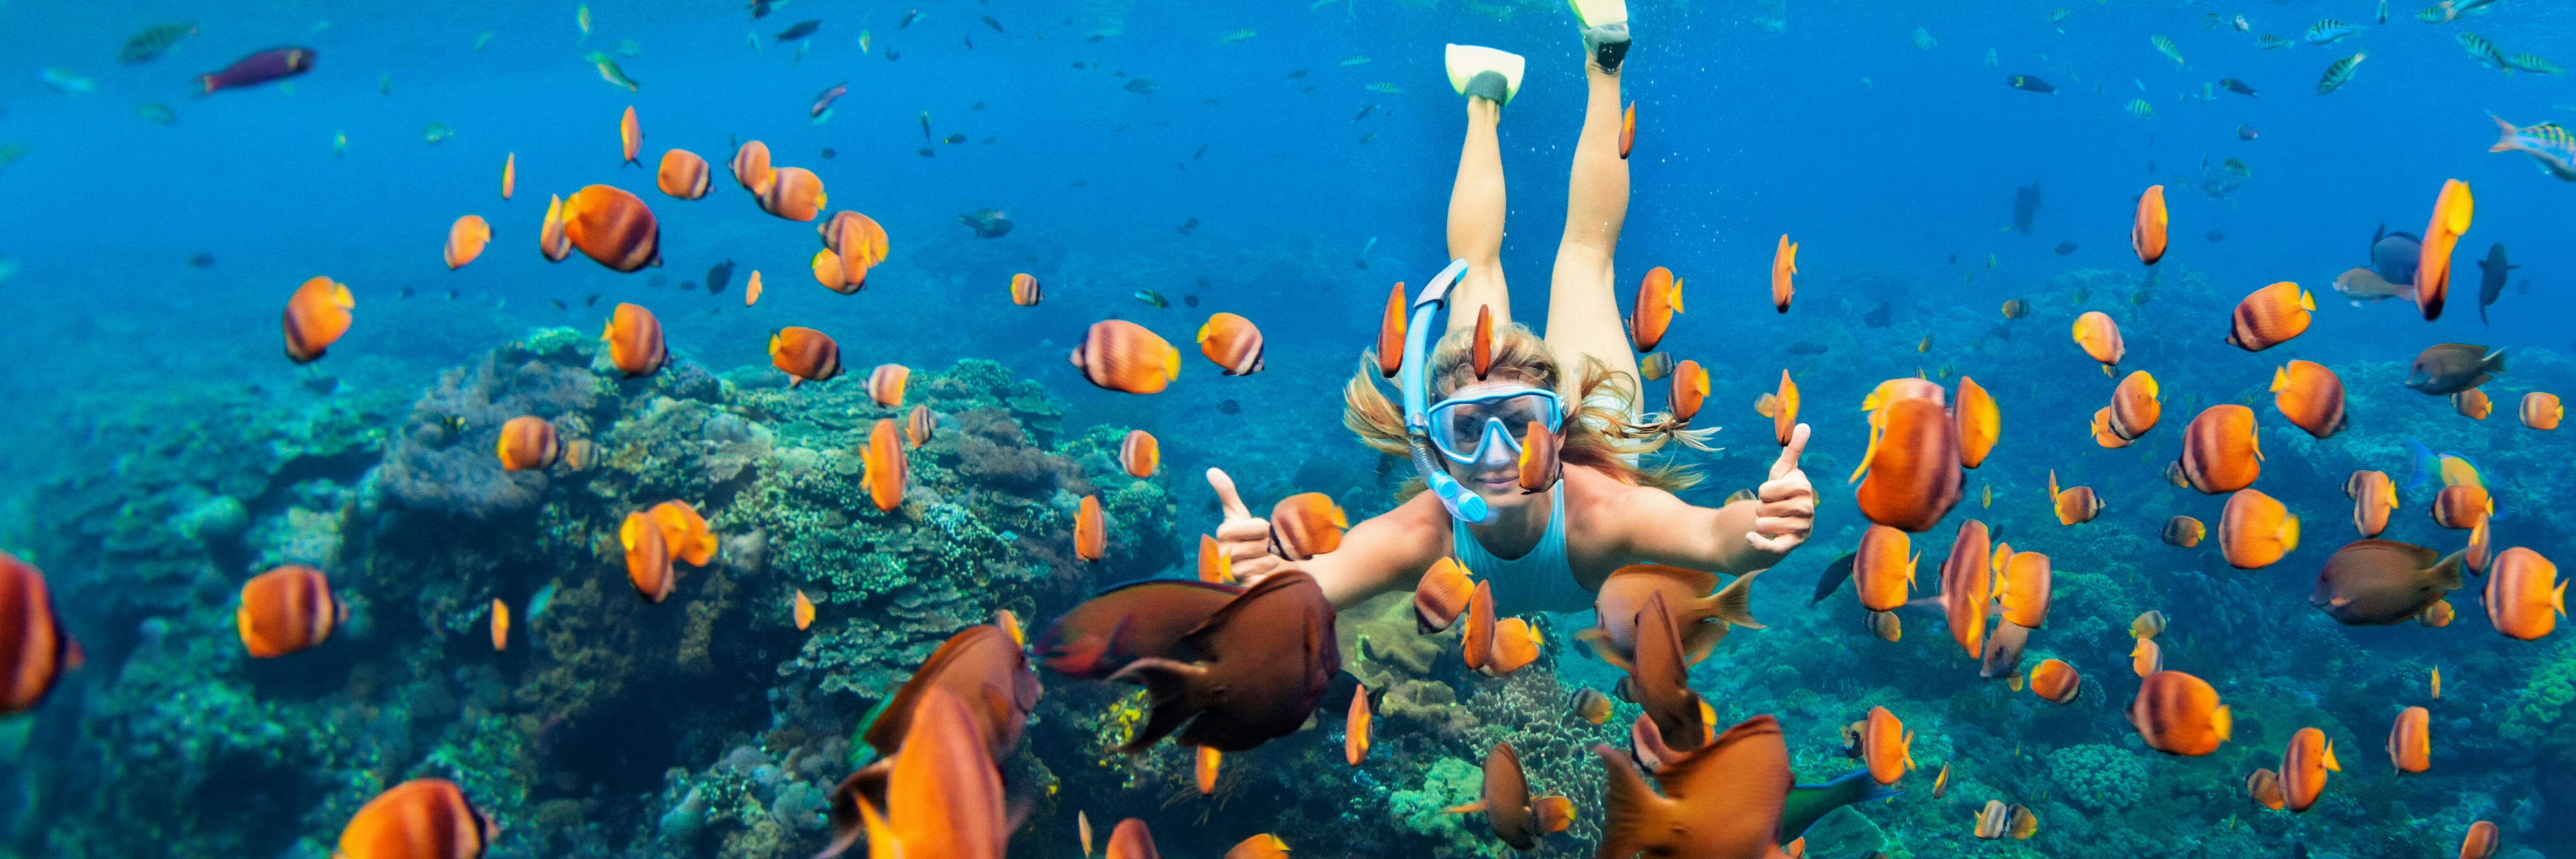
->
left=1, top=83, right=2565, bottom=859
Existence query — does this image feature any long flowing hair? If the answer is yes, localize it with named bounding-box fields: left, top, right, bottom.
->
left=1343, top=322, right=1710, bottom=499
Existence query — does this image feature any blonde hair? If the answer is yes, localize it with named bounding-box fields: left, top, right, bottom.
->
left=1344, top=322, right=1707, bottom=497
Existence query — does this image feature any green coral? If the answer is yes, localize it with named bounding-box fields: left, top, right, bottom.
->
left=2046, top=743, right=2148, bottom=811
left=1386, top=756, right=1486, bottom=859
left=2498, top=638, right=2576, bottom=746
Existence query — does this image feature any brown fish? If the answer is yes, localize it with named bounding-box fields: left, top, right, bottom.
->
left=2346, top=470, right=2398, bottom=537
left=2406, top=343, right=2505, bottom=395
left=2311, top=539, right=2466, bottom=625
left=237, top=565, right=345, bottom=658
left=2175, top=404, right=2262, bottom=494
left=2129, top=670, right=2233, bottom=756
left=1443, top=743, right=1572, bottom=851
left=1034, top=579, right=1243, bottom=679
left=1625, top=592, right=1709, bottom=755
left=1594, top=716, right=1791, bottom=859
left=2271, top=360, right=2348, bottom=439
left=335, top=779, right=494, bottom=859
left=859, top=623, right=1041, bottom=763
left=1578, top=564, right=1763, bottom=669
left=1108, top=571, right=1340, bottom=752
left=1979, top=619, right=2030, bottom=680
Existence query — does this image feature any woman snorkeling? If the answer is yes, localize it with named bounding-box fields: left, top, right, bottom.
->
left=1207, top=0, right=1818, bottom=613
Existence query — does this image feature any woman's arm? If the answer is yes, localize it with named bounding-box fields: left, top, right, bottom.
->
left=1605, top=424, right=1816, bottom=573
left=1205, top=469, right=1453, bottom=609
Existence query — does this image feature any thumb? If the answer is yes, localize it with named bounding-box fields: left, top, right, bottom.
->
left=1770, top=423, right=1811, bottom=481
left=1207, top=468, right=1253, bottom=520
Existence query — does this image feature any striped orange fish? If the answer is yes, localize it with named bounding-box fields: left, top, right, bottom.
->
left=645, top=500, right=717, bottom=566
left=444, top=215, right=491, bottom=269
left=1413, top=557, right=1472, bottom=632
left=489, top=598, right=508, bottom=651
left=1629, top=267, right=1683, bottom=351
left=2108, top=370, right=2160, bottom=440
left=2129, top=670, right=2231, bottom=755
left=906, top=404, right=936, bottom=448
left=2521, top=392, right=2563, bottom=430
left=2175, top=404, right=2262, bottom=493
left=1938, top=519, right=1991, bottom=658
left=1953, top=376, right=1998, bottom=468
left=2048, top=470, right=2103, bottom=525
left=1458, top=580, right=1542, bottom=676
left=2453, top=388, right=2492, bottom=420
left=2070, top=312, right=2124, bottom=375
left=2162, top=515, right=2206, bottom=547
left=619, top=105, right=641, bottom=164
left=1375, top=282, right=1405, bottom=377
left=1769, top=235, right=1797, bottom=313
left=2414, top=179, right=2473, bottom=321
left=1074, top=495, right=1106, bottom=561
left=335, top=779, right=493, bottom=859
left=2462, top=821, right=2500, bottom=859
left=2346, top=470, right=2398, bottom=537
left=2484, top=547, right=2564, bottom=640
left=1119, top=430, right=1159, bottom=478
left=601, top=303, right=667, bottom=377
left=867, top=363, right=909, bottom=407
left=537, top=194, right=572, bottom=261
left=757, top=166, right=827, bottom=221
left=1197, top=312, right=1266, bottom=376
left=237, top=565, right=344, bottom=657
left=1345, top=685, right=1370, bottom=765
left=863, top=418, right=907, bottom=512
left=2027, top=658, right=2080, bottom=703
left=1012, top=273, right=1044, bottom=307
left=1861, top=706, right=1914, bottom=785
left=1855, top=394, right=1962, bottom=532
left=655, top=149, right=711, bottom=199
left=495, top=416, right=561, bottom=470
left=2280, top=726, right=2340, bottom=813
left=820, top=210, right=889, bottom=286
left=1618, top=102, right=1636, bottom=159
left=769, top=327, right=846, bottom=386
left=1471, top=305, right=1496, bottom=380
left=2245, top=768, right=2286, bottom=810
left=2090, top=407, right=2131, bottom=449
left=1754, top=370, right=1802, bottom=448
left=2431, top=484, right=2492, bottom=529
left=1515, top=420, right=1561, bottom=495
left=621, top=510, right=674, bottom=602
left=2388, top=706, right=2431, bottom=773
left=1854, top=525, right=1915, bottom=612
left=2130, top=637, right=2164, bottom=677
left=2132, top=184, right=2168, bottom=265
left=730, top=140, right=773, bottom=191
left=2224, top=281, right=2314, bottom=351
left=2219, top=488, right=2299, bottom=569
left=1669, top=360, right=1709, bottom=423
left=2000, top=551, right=2052, bottom=627
left=561, top=184, right=661, bottom=272
left=1269, top=492, right=1347, bottom=560
left=1197, top=534, right=1233, bottom=584
left=1070, top=320, right=1181, bottom=395
left=2271, top=360, right=2348, bottom=439
left=811, top=249, right=854, bottom=293
left=282, top=275, right=355, bottom=363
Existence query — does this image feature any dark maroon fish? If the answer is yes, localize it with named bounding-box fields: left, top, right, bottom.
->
left=200, top=46, right=316, bottom=94
left=810, top=81, right=848, bottom=117
left=1108, top=571, right=1339, bottom=752
left=1036, top=579, right=1243, bottom=679
left=1625, top=592, right=1706, bottom=755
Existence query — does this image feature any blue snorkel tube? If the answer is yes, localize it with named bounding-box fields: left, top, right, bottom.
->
left=1400, top=259, right=1492, bottom=525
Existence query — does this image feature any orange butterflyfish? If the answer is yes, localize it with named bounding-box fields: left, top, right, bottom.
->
left=2430, top=483, right=2492, bottom=530
left=1934, top=520, right=1991, bottom=657
left=236, top=565, right=345, bottom=658
left=2132, top=184, right=2168, bottom=265
left=2132, top=610, right=2168, bottom=639
left=1989, top=540, right=2013, bottom=579
left=1011, top=273, right=1044, bottom=307
left=867, top=363, right=909, bottom=406
left=1769, top=235, right=1797, bottom=314
left=495, top=416, right=562, bottom=471
left=1617, top=101, right=1636, bottom=159
left=767, top=327, right=845, bottom=387
left=2047, top=470, right=2103, bottom=525
left=444, top=215, right=491, bottom=269
left=793, top=588, right=816, bottom=631
left=1753, top=370, right=1801, bottom=447
left=2027, top=658, right=2080, bottom=703
left=862, top=418, right=908, bottom=512
left=1861, top=706, right=1914, bottom=785
left=2129, top=670, right=2231, bottom=755
left=1269, top=492, right=1348, bottom=560
left=1628, top=267, right=1683, bottom=351
left=2090, top=407, right=2131, bottom=449
left=1374, top=282, right=1406, bottom=377
left=1195, top=745, right=1222, bottom=795
left=1515, top=420, right=1562, bottom=495
left=2421, top=598, right=2458, bottom=627
left=2245, top=768, right=2287, bottom=811
left=1073, top=495, right=1106, bottom=561
left=1460, top=579, right=1497, bottom=673
left=2414, top=179, right=2473, bottom=321
left=489, top=598, right=508, bottom=652
left=1196, top=534, right=1234, bottom=584
left=2225, top=281, right=2315, bottom=351
left=1197, top=312, right=1267, bottom=376
left=599, top=303, right=667, bottom=377
left=2218, top=488, right=2299, bottom=569
left=2271, top=360, right=2348, bottom=439
left=2484, top=547, right=2564, bottom=640
left=561, top=184, right=661, bottom=272
left=2388, top=706, right=2431, bottom=774
left=499, top=152, right=515, bottom=199
left=2000, top=551, right=2052, bottom=627
left=1346, top=682, right=1372, bottom=765
left=1854, top=395, right=1961, bottom=532
left=2071, top=311, right=2125, bottom=371
left=2279, top=726, right=2341, bottom=813
left=2108, top=370, right=2161, bottom=440
left=906, top=404, right=936, bottom=448
left=538, top=194, right=573, bottom=261
left=2130, top=637, right=2164, bottom=677
left=1070, top=320, right=1181, bottom=395
left=1078, top=811, right=1094, bottom=858
left=1471, top=305, right=1495, bottom=380
left=334, top=778, right=494, bottom=859
left=282, top=275, right=355, bottom=363
left=644, top=500, right=717, bottom=566
left=1119, top=430, right=1160, bottom=478
left=1413, top=557, right=1473, bottom=632
left=1226, top=834, right=1290, bottom=859
left=1853, top=525, right=1916, bottom=612
left=619, top=511, right=674, bottom=603
left=2521, top=392, right=2563, bottom=430
left=820, top=210, right=890, bottom=277
left=730, top=139, right=773, bottom=191
left=2175, top=404, right=2262, bottom=494
left=2008, top=804, right=2039, bottom=839
left=744, top=270, right=763, bottom=306
left=757, top=165, right=826, bottom=221
left=816, top=687, right=1006, bottom=859
left=1973, top=799, right=2009, bottom=839
left=1478, top=614, right=1542, bottom=677
left=655, top=149, right=711, bottom=199
left=2162, top=515, right=2207, bottom=547
left=1953, top=376, right=1998, bottom=468
left=2453, top=388, right=2492, bottom=420
left=2346, top=470, right=2399, bottom=537
left=2462, top=821, right=2501, bottom=859
left=1669, top=360, right=1710, bottom=423
left=1570, top=687, right=1614, bottom=724
left=618, top=105, right=641, bottom=164
left=811, top=249, right=852, bottom=293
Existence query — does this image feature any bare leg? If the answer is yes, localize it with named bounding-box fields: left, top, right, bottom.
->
left=1445, top=96, right=1509, bottom=337
left=1544, top=54, right=1638, bottom=410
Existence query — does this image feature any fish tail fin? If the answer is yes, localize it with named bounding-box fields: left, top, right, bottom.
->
left=2485, top=348, right=2508, bottom=374
left=2554, top=579, right=2567, bottom=617
left=1706, top=568, right=1767, bottom=629
left=1533, top=795, right=1574, bottom=833
left=2211, top=705, right=2234, bottom=742
left=2278, top=512, right=2301, bottom=553
left=1104, top=657, right=1211, bottom=751
left=1592, top=744, right=1669, bottom=859
left=2432, top=550, right=2469, bottom=590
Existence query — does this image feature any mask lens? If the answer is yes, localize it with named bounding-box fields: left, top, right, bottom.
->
left=1430, top=390, right=1560, bottom=462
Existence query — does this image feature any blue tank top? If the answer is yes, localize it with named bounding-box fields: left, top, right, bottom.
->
left=1451, top=485, right=1593, bottom=614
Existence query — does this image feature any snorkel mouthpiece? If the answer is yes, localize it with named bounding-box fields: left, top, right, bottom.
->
left=1401, top=259, right=1491, bottom=524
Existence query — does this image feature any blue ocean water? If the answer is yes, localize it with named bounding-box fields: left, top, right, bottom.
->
left=1, top=0, right=2573, bottom=857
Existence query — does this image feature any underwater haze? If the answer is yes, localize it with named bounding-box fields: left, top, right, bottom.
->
left=1, top=0, right=2574, bottom=857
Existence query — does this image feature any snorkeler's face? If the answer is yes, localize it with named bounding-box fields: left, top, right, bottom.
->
left=1438, top=378, right=1550, bottom=508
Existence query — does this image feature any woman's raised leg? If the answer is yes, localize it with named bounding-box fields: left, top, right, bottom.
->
left=1442, top=45, right=1524, bottom=337
left=1544, top=6, right=1639, bottom=409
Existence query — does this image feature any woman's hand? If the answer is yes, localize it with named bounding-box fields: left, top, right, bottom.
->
left=1746, top=423, right=1815, bottom=553
left=1205, top=469, right=1287, bottom=581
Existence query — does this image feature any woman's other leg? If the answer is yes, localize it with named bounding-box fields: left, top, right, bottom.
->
left=1545, top=8, right=1639, bottom=410
left=1443, top=46, right=1522, bottom=337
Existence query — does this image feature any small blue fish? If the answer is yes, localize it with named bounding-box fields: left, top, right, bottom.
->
left=2487, top=114, right=2576, bottom=181
left=2456, top=33, right=2509, bottom=71
left=2304, top=19, right=2363, bottom=45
